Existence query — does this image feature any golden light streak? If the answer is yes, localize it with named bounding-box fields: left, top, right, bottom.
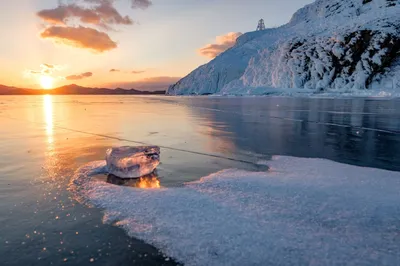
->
left=43, top=95, right=54, bottom=144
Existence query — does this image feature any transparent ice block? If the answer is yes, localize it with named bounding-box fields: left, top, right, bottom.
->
left=106, top=146, right=160, bottom=178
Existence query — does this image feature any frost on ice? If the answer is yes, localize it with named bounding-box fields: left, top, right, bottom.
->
left=71, top=156, right=400, bottom=266
left=106, top=146, right=160, bottom=178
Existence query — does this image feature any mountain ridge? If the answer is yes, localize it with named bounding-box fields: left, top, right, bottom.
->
left=0, top=84, right=166, bottom=95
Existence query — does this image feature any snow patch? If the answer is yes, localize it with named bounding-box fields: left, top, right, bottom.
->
left=70, top=156, right=400, bottom=266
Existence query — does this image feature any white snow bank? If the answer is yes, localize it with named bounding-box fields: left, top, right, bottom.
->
left=70, top=156, right=400, bottom=266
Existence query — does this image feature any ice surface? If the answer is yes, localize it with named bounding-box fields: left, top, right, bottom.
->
left=105, top=146, right=160, bottom=178
left=71, top=156, right=400, bottom=266
left=167, top=0, right=400, bottom=95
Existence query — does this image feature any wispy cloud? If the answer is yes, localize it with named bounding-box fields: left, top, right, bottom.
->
left=65, top=71, right=93, bottom=80
left=109, top=68, right=146, bottom=74
left=85, top=0, right=153, bottom=9
left=130, top=0, right=152, bottom=9
left=40, top=26, right=117, bottom=52
left=198, top=32, right=242, bottom=59
left=42, top=63, right=55, bottom=69
left=24, top=63, right=63, bottom=77
left=131, top=70, right=145, bottom=74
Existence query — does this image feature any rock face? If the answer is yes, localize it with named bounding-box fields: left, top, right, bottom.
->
left=167, top=0, right=400, bottom=95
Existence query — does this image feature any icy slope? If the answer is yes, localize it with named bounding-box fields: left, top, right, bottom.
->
left=167, top=0, right=400, bottom=95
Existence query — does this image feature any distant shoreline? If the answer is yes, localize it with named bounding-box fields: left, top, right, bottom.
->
left=0, top=92, right=166, bottom=95
left=0, top=84, right=166, bottom=95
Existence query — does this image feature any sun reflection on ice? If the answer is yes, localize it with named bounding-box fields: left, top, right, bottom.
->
left=136, top=177, right=161, bottom=189
left=107, top=172, right=161, bottom=189
left=43, top=95, right=53, bottom=144
left=42, top=95, right=58, bottom=180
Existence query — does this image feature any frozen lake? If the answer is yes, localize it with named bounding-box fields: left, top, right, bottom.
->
left=0, top=95, right=399, bottom=265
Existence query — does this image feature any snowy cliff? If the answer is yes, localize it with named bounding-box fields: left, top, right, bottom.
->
left=167, top=0, right=400, bottom=95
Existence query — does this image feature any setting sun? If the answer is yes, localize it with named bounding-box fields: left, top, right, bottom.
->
left=40, top=75, right=54, bottom=89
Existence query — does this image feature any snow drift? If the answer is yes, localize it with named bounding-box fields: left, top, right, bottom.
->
left=167, top=0, right=400, bottom=95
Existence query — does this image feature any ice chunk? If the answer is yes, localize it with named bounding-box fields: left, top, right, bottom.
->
left=106, top=146, right=160, bottom=178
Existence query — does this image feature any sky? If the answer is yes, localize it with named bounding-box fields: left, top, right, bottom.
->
left=0, top=0, right=313, bottom=90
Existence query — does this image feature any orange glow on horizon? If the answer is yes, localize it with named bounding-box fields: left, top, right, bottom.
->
left=40, top=75, right=54, bottom=89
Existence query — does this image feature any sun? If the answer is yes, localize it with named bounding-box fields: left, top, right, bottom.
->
left=40, top=75, right=54, bottom=89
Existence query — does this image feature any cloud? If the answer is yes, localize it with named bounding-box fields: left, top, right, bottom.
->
left=42, top=63, right=54, bottom=69
left=37, top=2, right=133, bottom=28
left=39, top=63, right=58, bottom=74
left=131, top=70, right=145, bottom=74
left=40, top=26, right=117, bottom=52
left=65, top=72, right=93, bottom=80
left=198, top=32, right=242, bottom=59
left=85, top=0, right=152, bottom=9
left=130, top=0, right=152, bottom=9
left=109, top=69, right=146, bottom=74
left=37, top=0, right=153, bottom=52
left=107, top=76, right=181, bottom=91
left=29, top=70, right=42, bottom=75
left=24, top=63, right=63, bottom=78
